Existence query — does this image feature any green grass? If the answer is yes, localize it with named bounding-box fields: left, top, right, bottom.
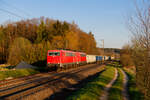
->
left=108, top=68, right=124, bottom=100
left=0, top=68, right=39, bottom=80
left=107, top=61, right=122, bottom=68
left=67, top=62, right=143, bottom=100
left=124, top=68, right=144, bottom=100
left=66, top=66, right=116, bottom=100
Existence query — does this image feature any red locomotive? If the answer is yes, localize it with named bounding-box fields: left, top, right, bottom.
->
left=47, top=50, right=86, bottom=69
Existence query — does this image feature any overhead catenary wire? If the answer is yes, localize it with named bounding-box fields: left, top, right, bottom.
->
left=0, top=0, right=31, bottom=17
left=0, top=8, right=24, bottom=19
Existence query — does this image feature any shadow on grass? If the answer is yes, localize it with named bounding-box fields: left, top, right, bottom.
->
left=125, top=72, right=144, bottom=100
left=4, top=66, right=15, bottom=69
left=32, top=60, right=46, bottom=67
left=31, top=60, right=48, bottom=72
left=108, top=87, right=122, bottom=100
left=65, top=75, right=114, bottom=100
left=45, top=69, right=106, bottom=100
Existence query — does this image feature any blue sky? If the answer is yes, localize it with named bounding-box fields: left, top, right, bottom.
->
left=0, top=0, right=136, bottom=48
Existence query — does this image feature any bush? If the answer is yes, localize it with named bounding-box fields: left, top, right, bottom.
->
left=8, top=37, right=51, bottom=66
left=120, top=45, right=134, bottom=67
left=8, top=37, right=32, bottom=65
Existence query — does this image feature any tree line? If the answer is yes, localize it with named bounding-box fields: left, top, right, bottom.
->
left=0, top=17, right=99, bottom=65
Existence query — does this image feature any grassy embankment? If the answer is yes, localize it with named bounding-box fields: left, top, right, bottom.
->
left=0, top=68, right=39, bottom=81
left=108, top=68, right=124, bottom=100
left=67, top=66, right=116, bottom=100
left=109, top=62, right=143, bottom=100
left=124, top=67, right=144, bottom=100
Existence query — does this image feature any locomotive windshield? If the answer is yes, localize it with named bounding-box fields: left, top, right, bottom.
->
left=49, top=52, right=60, bottom=56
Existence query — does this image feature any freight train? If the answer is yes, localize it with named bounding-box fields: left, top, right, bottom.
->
left=47, top=50, right=113, bottom=70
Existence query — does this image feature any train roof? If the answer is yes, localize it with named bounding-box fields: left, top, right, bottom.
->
left=48, top=50, right=86, bottom=54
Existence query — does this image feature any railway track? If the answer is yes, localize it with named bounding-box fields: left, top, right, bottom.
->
left=0, top=72, right=54, bottom=89
left=0, top=64, right=105, bottom=100
left=0, top=64, right=98, bottom=89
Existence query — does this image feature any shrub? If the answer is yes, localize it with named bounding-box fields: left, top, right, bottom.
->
left=8, top=37, right=51, bottom=66
left=8, top=37, right=32, bottom=65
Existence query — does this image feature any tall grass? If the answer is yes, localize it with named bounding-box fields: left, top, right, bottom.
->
left=67, top=67, right=115, bottom=100
left=0, top=68, right=39, bottom=80
left=124, top=68, right=144, bottom=100
left=108, top=68, right=123, bottom=100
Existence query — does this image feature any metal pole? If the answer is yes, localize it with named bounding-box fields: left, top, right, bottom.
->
left=101, top=39, right=104, bottom=58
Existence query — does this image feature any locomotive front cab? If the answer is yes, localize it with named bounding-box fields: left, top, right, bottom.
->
left=47, top=50, right=62, bottom=67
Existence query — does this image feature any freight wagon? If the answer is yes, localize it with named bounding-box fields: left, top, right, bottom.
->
left=96, top=56, right=103, bottom=64
left=86, top=55, right=96, bottom=64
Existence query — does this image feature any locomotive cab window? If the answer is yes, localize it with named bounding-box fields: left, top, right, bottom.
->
left=49, top=52, right=60, bottom=56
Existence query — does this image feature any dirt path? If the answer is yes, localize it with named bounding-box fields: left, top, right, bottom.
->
left=100, top=68, right=118, bottom=100
left=120, top=69, right=129, bottom=100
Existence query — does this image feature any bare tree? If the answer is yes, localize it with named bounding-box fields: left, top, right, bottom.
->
left=128, top=0, right=150, bottom=99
